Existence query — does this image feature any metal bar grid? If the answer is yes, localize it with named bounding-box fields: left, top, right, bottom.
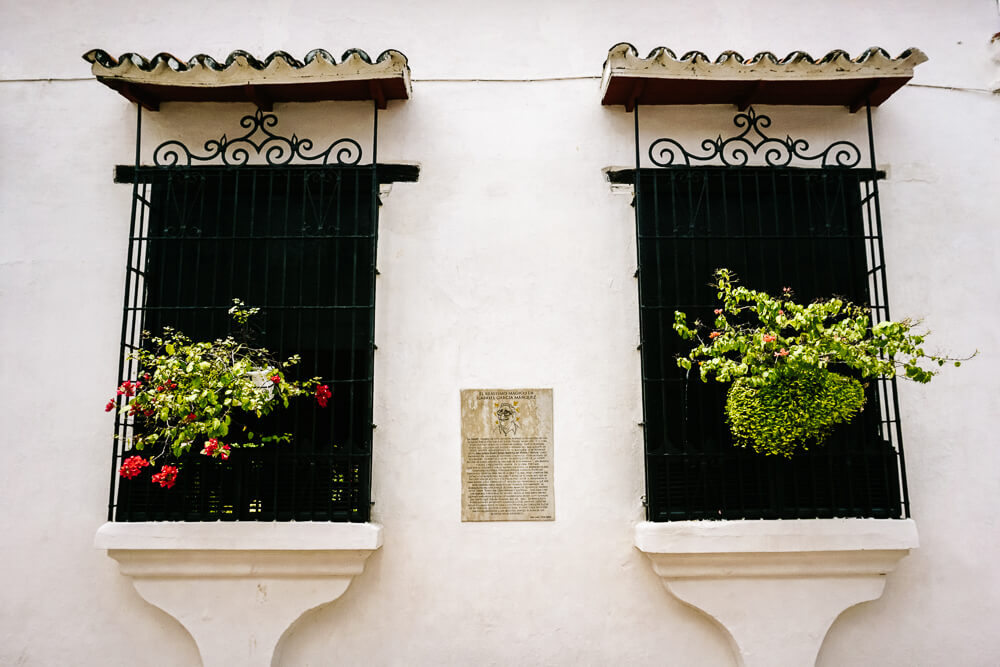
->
left=633, top=159, right=907, bottom=521
left=109, top=163, right=379, bottom=522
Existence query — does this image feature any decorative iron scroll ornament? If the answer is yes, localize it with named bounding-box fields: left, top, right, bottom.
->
left=153, top=109, right=363, bottom=166
left=648, top=107, right=861, bottom=168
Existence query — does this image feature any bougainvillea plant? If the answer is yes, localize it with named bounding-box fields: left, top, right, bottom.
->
left=673, top=269, right=973, bottom=457
left=109, top=299, right=333, bottom=488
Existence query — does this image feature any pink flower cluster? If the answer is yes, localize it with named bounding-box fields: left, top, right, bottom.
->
left=119, top=455, right=149, bottom=479
left=200, top=438, right=231, bottom=460
left=116, top=381, right=138, bottom=397
left=118, top=458, right=184, bottom=489
left=315, top=384, right=332, bottom=408
left=151, top=465, right=179, bottom=489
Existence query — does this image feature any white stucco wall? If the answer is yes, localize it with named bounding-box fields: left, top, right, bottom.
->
left=1, top=1, right=997, bottom=665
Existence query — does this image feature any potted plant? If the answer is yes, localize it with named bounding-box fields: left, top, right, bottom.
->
left=107, top=299, right=332, bottom=488
left=672, top=269, right=973, bottom=457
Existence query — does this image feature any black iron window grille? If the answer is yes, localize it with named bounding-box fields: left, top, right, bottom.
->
left=109, top=105, right=414, bottom=522
left=627, top=105, right=909, bottom=521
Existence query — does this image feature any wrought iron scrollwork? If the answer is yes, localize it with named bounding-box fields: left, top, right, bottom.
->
left=648, top=107, right=861, bottom=168
left=153, top=109, right=363, bottom=166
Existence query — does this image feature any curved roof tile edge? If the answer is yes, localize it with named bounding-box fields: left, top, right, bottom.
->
left=601, top=43, right=928, bottom=108
left=82, top=48, right=411, bottom=108
left=82, top=48, right=408, bottom=72
left=604, top=43, right=927, bottom=70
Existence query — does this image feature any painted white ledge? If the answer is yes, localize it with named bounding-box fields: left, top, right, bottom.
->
left=96, top=522, right=382, bottom=667
left=635, top=519, right=918, bottom=667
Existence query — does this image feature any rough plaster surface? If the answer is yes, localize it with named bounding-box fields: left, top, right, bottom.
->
left=1, top=2, right=998, bottom=666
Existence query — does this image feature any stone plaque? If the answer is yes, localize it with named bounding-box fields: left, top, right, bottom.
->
left=461, top=388, right=554, bottom=522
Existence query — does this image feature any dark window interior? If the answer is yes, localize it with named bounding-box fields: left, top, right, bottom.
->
left=114, top=166, right=376, bottom=521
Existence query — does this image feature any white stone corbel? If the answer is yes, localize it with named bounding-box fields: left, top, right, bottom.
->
left=635, top=519, right=918, bottom=667
left=96, top=522, right=382, bottom=667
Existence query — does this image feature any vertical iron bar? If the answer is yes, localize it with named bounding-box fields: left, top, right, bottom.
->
left=699, top=171, right=713, bottom=514
left=309, top=171, right=325, bottom=518
left=348, top=167, right=361, bottom=518
left=290, top=169, right=309, bottom=518
left=684, top=170, right=698, bottom=519
left=770, top=170, right=783, bottom=289
left=329, top=170, right=344, bottom=518
left=865, top=101, right=909, bottom=517
left=191, top=174, right=206, bottom=335
left=274, top=169, right=292, bottom=516
left=364, top=101, right=380, bottom=520
left=134, top=174, right=156, bottom=519
left=632, top=104, right=653, bottom=519
left=650, top=171, right=668, bottom=462
left=110, top=103, right=143, bottom=520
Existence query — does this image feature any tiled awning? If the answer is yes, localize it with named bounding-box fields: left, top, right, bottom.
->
left=83, top=49, right=411, bottom=110
left=601, top=43, right=927, bottom=111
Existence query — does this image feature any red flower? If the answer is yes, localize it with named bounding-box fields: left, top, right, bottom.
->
left=156, top=385, right=165, bottom=392
left=105, top=399, right=116, bottom=412
left=117, top=381, right=137, bottom=397
left=119, top=456, right=149, bottom=479
left=315, top=384, right=332, bottom=408
left=709, top=331, right=721, bottom=339
left=219, top=445, right=231, bottom=461
left=201, top=438, right=219, bottom=457
left=714, top=308, right=723, bottom=315
left=775, top=348, right=789, bottom=357
left=187, top=412, right=197, bottom=422
left=143, top=408, right=155, bottom=417
left=270, top=374, right=282, bottom=385
left=151, top=465, right=179, bottom=489
left=762, top=335, right=776, bottom=343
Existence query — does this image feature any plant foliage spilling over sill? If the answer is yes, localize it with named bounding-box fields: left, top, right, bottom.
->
left=673, top=269, right=974, bottom=457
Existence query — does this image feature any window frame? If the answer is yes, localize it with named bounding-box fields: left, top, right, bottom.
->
left=620, top=104, right=910, bottom=522
left=106, top=105, right=418, bottom=523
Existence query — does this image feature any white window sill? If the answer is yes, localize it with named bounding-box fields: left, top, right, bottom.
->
left=635, top=518, right=918, bottom=667
left=95, top=521, right=382, bottom=667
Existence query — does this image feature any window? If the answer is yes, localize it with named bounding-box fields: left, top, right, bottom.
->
left=112, top=161, right=376, bottom=521
left=600, top=48, right=927, bottom=522
left=86, top=47, right=414, bottom=522
left=625, top=108, right=908, bottom=521
left=108, top=108, right=416, bottom=522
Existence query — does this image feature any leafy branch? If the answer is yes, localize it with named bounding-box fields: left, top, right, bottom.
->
left=673, top=268, right=972, bottom=385
left=672, top=269, right=975, bottom=456
left=109, top=299, right=329, bottom=487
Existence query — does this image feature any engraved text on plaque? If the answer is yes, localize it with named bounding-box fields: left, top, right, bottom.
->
left=461, top=388, right=554, bottom=522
